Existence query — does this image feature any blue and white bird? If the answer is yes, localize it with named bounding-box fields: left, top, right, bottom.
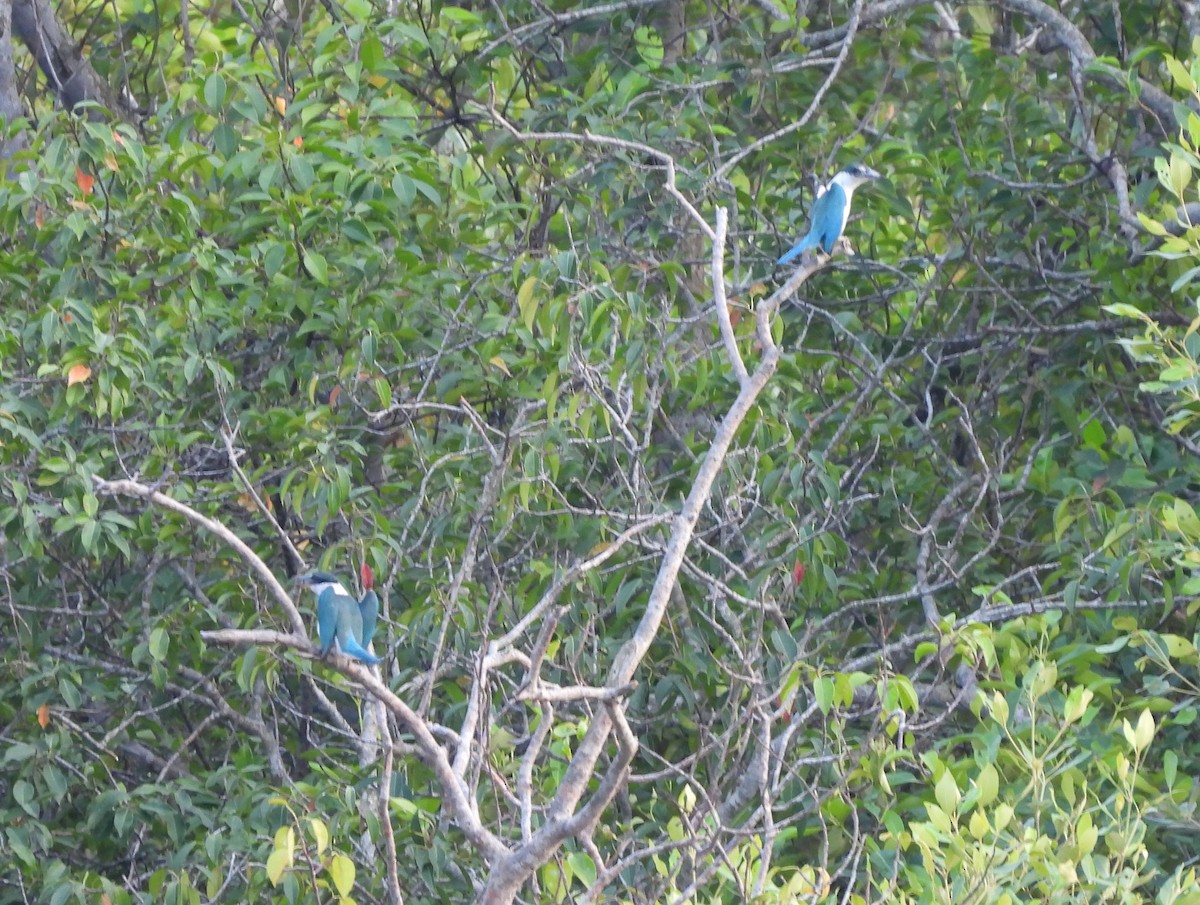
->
left=777, top=164, right=881, bottom=265
left=299, top=571, right=380, bottom=665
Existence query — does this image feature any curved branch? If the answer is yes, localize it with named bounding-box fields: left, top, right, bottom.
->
left=92, top=476, right=307, bottom=635
left=996, top=0, right=1176, bottom=134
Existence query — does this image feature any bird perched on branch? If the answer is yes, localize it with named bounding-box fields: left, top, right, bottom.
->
left=299, top=570, right=380, bottom=664
left=778, top=164, right=881, bottom=265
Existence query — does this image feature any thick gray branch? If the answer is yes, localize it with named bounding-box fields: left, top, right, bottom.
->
left=0, top=0, right=26, bottom=158
left=11, top=0, right=123, bottom=113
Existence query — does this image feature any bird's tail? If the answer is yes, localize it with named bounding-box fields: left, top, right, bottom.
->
left=341, top=637, right=381, bottom=665
left=777, top=232, right=817, bottom=265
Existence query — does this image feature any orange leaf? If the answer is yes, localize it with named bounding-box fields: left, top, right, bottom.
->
left=75, top=167, right=94, bottom=196
left=33, top=203, right=47, bottom=228
left=67, top=364, right=92, bottom=386
left=360, top=562, right=374, bottom=590
left=111, top=129, right=125, bottom=146
left=37, top=703, right=50, bottom=728
left=293, top=136, right=303, bottom=148
left=328, top=385, right=342, bottom=407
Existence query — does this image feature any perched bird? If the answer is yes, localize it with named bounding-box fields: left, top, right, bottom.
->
left=777, top=164, right=881, bottom=265
left=299, top=571, right=380, bottom=665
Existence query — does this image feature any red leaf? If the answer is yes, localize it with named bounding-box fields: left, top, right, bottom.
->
left=360, top=561, right=374, bottom=590
left=75, top=167, right=94, bottom=197
left=792, top=559, right=806, bottom=585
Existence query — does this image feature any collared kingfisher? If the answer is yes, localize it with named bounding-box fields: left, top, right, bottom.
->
left=299, top=571, right=380, bottom=665
left=777, top=164, right=881, bottom=265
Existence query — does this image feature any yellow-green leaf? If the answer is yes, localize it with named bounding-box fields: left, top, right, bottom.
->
left=1063, top=686, right=1093, bottom=724
left=975, top=763, right=998, bottom=807
left=993, top=802, right=1013, bottom=832
left=308, top=817, right=329, bottom=856
left=1077, top=811, right=1097, bottom=854
left=274, top=825, right=295, bottom=851
left=266, top=849, right=290, bottom=886
left=517, top=276, right=539, bottom=332
left=1169, top=151, right=1192, bottom=198
left=329, top=852, right=355, bottom=897
left=1167, top=55, right=1196, bottom=94
left=924, top=802, right=952, bottom=833
left=935, top=770, right=960, bottom=816
left=990, top=692, right=1009, bottom=727
left=968, top=809, right=990, bottom=840
left=1136, top=212, right=1168, bottom=237
left=1133, top=708, right=1155, bottom=753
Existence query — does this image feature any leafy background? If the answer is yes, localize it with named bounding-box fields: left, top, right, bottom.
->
left=3, top=0, right=1200, bottom=903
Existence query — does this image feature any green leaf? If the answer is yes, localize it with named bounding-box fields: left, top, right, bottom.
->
left=14, top=779, right=37, bottom=816
left=361, top=33, right=385, bottom=73
left=924, top=802, right=952, bottom=834
left=204, top=72, right=227, bottom=110
left=302, top=248, right=328, bottom=284
left=813, top=676, right=834, bottom=715
left=149, top=627, right=170, bottom=662
left=566, top=852, right=596, bottom=888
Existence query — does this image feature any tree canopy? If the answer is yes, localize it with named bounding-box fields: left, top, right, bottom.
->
left=4, top=1, right=1200, bottom=903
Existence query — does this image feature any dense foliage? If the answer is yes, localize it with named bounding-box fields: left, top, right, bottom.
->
left=3, top=1, right=1200, bottom=903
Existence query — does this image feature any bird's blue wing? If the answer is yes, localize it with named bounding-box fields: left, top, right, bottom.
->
left=358, top=590, right=378, bottom=648
left=810, top=183, right=848, bottom=253
left=316, top=587, right=337, bottom=656
left=335, top=598, right=380, bottom=664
